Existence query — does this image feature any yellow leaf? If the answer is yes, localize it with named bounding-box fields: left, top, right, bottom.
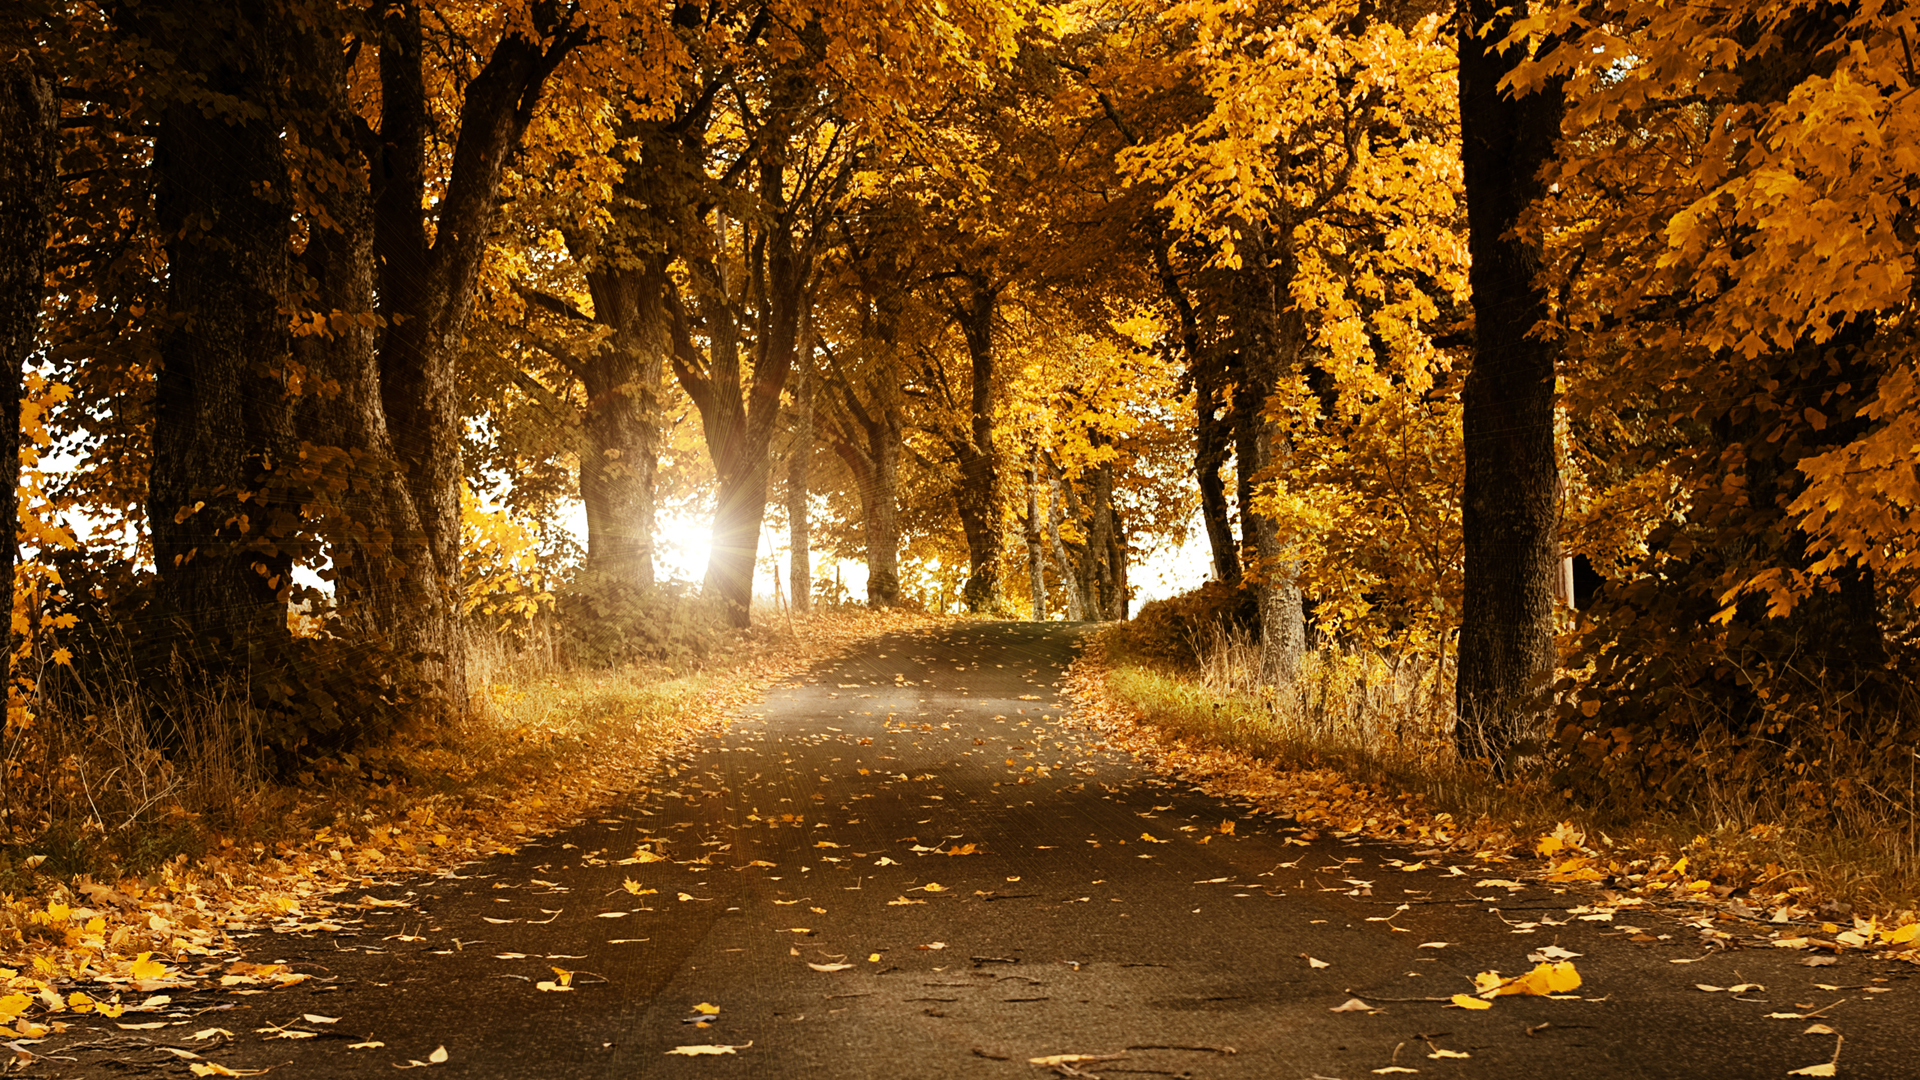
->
left=0, top=993, right=32, bottom=1021
left=1882, top=923, right=1919, bottom=946
left=667, top=1044, right=749, bottom=1056
left=1449, top=994, right=1492, bottom=1010
left=918, top=883, right=947, bottom=893
left=129, top=953, right=167, bottom=981
left=807, top=962, right=854, bottom=972
left=1139, top=833, right=1168, bottom=844
left=1535, top=834, right=1564, bottom=857
left=692, top=1002, right=720, bottom=1015
left=1787, top=1065, right=1837, bottom=1077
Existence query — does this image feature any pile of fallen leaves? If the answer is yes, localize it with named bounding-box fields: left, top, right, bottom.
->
left=1064, top=629, right=1920, bottom=968
left=0, top=608, right=951, bottom=1050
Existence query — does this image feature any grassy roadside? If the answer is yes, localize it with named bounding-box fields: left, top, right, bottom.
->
left=1065, top=626, right=1920, bottom=957
left=0, top=608, right=947, bottom=1034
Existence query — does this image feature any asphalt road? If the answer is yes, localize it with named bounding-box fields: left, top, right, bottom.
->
left=38, top=621, right=1920, bottom=1078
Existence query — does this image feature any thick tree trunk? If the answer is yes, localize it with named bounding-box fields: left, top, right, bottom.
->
left=675, top=202, right=801, bottom=627
left=0, top=50, right=57, bottom=650
left=373, top=1, right=580, bottom=700
left=822, top=363, right=903, bottom=608
left=579, top=254, right=667, bottom=588
left=951, top=274, right=1001, bottom=612
left=147, top=31, right=298, bottom=674
left=1454, top=0, right=1566, bottom=765
left=283, top=45, right=439, bottom=666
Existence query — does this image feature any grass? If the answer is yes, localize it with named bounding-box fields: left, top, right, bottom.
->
left=1079, top=624, right=1920, bottom=922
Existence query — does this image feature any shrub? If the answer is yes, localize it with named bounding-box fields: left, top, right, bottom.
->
left=1116, top=581, right=1258, bottom=668
left=551, top=571, right=718, bottom=670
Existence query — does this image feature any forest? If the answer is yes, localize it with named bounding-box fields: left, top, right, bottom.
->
left=1, top=0, right=1917, bottom=883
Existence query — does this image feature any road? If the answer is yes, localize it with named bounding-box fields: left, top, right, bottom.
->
left=39, top=621, right=1920, bottom=1078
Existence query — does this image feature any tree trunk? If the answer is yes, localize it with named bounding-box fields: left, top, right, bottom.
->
left=951, top=273, right=1002, bottom=612
left=821, top=347, right=904, bottom=609
left=787, top=320, right=813, bottom=613
left=1046, top=473, right=1087, bottom=621
left=1235, top=230, right=1308, bottom=684
left=1024, top=450, right=1046, bottom=620
left=0, top=47, right=57, bottom=654
left=1153, top=240, right=1239, bottom=585
left=579, top=254, right=667, bottom=588
left=147, top=23, right=298, bottom=674
left=1454, top=0, right=1566, bottom=766
left=282, top=30, right=440, bottom=667
left=373, top=0, right=581, bottom=700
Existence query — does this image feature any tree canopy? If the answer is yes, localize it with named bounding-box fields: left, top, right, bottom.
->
left=5, top=0, right=1919, bottom=817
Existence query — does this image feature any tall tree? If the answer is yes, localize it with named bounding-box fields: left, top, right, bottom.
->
left=0, top=4, right=59, bottom=643
left=1453, top=0, right=1566, bottom=765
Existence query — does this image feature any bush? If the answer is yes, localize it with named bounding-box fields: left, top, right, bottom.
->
left=551, top=571, right=718, bottom=670
left=1116, top=581, right=1258, bottom=668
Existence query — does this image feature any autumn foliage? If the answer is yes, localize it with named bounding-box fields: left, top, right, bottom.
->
left=0, top=0, right=1918, bottom=921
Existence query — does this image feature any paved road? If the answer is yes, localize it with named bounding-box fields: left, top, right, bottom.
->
left=40, top=622, right=1920, bottom=1078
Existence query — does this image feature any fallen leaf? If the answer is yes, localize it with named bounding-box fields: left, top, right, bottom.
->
left=1449, top=994, right=1492, bottom=1010
left=693, top=1003, right=720, bottom=1015
left=807, top=962, right=854, bottom=972
left=349, top=1041, right=386, bottom=1049
left=1787, top=1065, right=1837, bottom=1077
left=1802, top=1024, right=1838, bottom=1036
left=666, top=1043, right=750, bottom=1056
left=1329, top=997, right=1378, bottom=1013
left=129, top=953, right=169, bottom=981
left=1303, top=956, right=1330, bottom=969
left=303, top=1014, right=341, bottom=1024
left=1373, top=1068, right=1418, bottom=1075
left=1429, top=1049, right=1471, bottom=1059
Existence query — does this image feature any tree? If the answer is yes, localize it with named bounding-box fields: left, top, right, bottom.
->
left=0, top=4, right=60, bottom=642
left=1451, top=0, right=1566, bottom=765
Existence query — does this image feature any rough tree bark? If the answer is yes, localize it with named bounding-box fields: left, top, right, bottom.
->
left=1234, top=228, right=1308, bottom=685
left=1024, top=449, right=1046, bottom=620
left=0, top=32, right=57, bottom=651
left=374, top=0, right=584, bottom=700
left=948, top=272, right=1002, bottom=612
left=787, top=313, right=814, bottom=613
left=821, top=323, right=904, bottom=609
left=671, top=193, right=803, bottom=627
left=577, top=251, right=669, bottom=588
left=1454, top=0, right=1566, bottom=765
left=144, top=7, right=299, bottom=672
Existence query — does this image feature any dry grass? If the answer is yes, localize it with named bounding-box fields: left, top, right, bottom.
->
left=1089, top=625, right=1920, bottom=918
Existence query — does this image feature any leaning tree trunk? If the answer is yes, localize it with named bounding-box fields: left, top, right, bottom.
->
left=0, top=49, right=57, bottom=650
left=147, top=30, right=299, bottom=677
left=1454, top=0, right=1566, bottom=766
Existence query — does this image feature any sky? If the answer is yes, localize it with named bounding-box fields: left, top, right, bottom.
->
left=638, top=504, right=1216, bottom=616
